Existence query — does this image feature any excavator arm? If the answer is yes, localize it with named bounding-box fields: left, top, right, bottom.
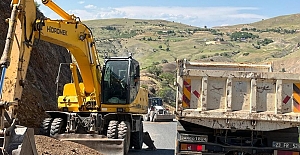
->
left=1, top=1, right=152, bottom=155
left=2, top=0, right=102, bottom=116
left=0, top=0, right=102, bottom=154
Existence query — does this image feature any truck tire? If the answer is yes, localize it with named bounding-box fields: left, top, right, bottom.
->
left=40, top=118, right=54, bottom=136
left=107, top=120, right=118, bottom=139
left=131, top=121, right=143, bottom=150
left=50, top=118, right=64, bottom=137
left=118, top=121, right=131, bottom=154
left=151, top=114, right=156, bottom=122
left=149, top=111, right=155, bottom=122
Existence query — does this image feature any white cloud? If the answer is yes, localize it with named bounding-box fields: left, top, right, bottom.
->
left=84, top=4, right=97, bottom=9
left=78, top=1, right=85, bottom=4
left=43, top=6, right=267, bottom=27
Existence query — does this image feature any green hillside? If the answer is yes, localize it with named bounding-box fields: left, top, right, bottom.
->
left=83, top=15, right=300, bottom=69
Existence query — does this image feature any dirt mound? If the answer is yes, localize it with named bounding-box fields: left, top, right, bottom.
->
left=35, top=135, right=103, bottom=155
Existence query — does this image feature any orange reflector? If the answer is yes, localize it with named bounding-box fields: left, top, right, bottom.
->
left=181, top=143, right=187, bottom=150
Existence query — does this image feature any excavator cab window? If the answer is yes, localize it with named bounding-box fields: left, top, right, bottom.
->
left=102, top=60, right=129, bottom=104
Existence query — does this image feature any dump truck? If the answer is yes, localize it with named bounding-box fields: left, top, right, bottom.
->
left=144, top=97, right=175, bottom=122
left=0, top=0, right=154, bottom=154
left=175, top=59, right=300, bottom=155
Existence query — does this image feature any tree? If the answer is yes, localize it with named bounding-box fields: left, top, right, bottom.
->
left=159, top=72, right=175, bottom=84
left=147, top=65, right=162, bottom=76
left=158, top=87, right=175, bottom=105
left=161, top=59, right=168, bottom=63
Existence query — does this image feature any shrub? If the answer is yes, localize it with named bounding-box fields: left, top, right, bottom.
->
left=243, top=52, right=250, bottom=56
left=158, top=87, right=175, bottom=104
left=147, top=65, right=162, bottom=76
left=159, top=72, right=175, bottom=84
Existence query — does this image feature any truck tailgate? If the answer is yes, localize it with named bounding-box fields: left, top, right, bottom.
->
left=176, top=59, right=300, bottom=131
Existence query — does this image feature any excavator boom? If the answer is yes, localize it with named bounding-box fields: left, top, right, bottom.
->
left=0, top=0, right=37, bottom=154
left=1, top=0, right=153, bottom=155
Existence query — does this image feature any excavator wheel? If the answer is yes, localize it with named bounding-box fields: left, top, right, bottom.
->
left=40, top=118, right=54, bottom=136
left=50, top=118, right=64, bottom=137
left=107, top=120, right=119, bottom=139
left=130, top=121, right=143, bottom=150
left=118, top=121, right=131, bottom=154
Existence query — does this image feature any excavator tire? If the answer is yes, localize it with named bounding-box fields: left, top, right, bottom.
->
left=130, top=121, right=143, bottom=150
left=107, top=120, right=119, bottom=139
left=118, top=121, right=131, bottom=154
left=50, top=118, right=64, bottom=137
left=40, top=118, right=54, bottom=136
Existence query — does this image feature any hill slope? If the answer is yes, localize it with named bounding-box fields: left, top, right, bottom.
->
left=84, top=15, right=300, bottom=73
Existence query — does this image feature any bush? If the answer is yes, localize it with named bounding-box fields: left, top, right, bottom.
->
left=159, top=72, right=175, bottom=84
left=158, top=87, right=175, bottom=104
left=161, top=59, right=168, bottom=63
left=141, top=84, right=148, bottom=89
left=243, top=52, right=250, bottom=56
left=200, top=55, right=207, bottom=59
left=152, top=62, right=160, bottom=65
left=147, top=65, right=162, bottom=76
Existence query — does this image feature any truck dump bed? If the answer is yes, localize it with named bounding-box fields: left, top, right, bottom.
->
left=176, top=59, right=300, bottom=131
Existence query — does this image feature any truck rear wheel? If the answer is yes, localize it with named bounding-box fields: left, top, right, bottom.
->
left=107, top=120, right=118, bottom=139
left=151, top=114, right=156, bottom=122
left=40, top=118, right=54, bottom=136
left=50, top=118, right=64, bottom=137
left=149, top=111, right=155, bottom=122
left=118, top=121, right=131, bottom=154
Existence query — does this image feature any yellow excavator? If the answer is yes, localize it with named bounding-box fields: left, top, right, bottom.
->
left=0, top=0, right=152, bottom=154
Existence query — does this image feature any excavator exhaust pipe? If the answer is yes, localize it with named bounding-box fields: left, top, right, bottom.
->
left=1, top=125, right=37, bottom=155
left=54, top=134, right=125, bottom=155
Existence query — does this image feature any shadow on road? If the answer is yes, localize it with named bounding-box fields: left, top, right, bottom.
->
left=129, top=149, right=174, bottom=155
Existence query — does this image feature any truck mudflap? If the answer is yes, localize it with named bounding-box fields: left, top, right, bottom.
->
left=1, top=125, right=37, bottom=155
left=54, top=134, right=125, bottom=155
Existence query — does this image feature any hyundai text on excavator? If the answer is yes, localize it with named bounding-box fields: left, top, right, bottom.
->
left=0, top=0, right=151, bottom=154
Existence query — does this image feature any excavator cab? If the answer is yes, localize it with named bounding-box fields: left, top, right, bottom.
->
left=102, top=56, right=140, bottom=105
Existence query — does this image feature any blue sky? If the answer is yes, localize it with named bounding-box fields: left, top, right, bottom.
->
left=36, top=0, right=300, bottom=28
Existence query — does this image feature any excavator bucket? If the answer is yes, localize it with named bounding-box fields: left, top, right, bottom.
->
left=1, top=125, right=37, bottom=155
left=54, top=134, right=125, bottom=155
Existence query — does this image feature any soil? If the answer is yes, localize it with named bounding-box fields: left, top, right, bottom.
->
left=35, top=135, right=103, bottom=155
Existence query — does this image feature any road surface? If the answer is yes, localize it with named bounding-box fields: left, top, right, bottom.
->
left=129, top=121, right=177, bottom=155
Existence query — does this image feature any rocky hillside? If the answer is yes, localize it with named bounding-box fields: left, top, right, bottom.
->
left=0, top=0, right=72, bottom=127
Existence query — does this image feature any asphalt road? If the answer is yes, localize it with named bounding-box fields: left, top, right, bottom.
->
left=129, top=121, right=177, bottom=155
